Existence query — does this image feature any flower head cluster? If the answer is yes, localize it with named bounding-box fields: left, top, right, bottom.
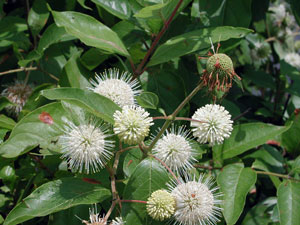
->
left=82, top=205, right=106, bottom=225
left=169, top=175, right=222, bottom=225
left=191, top=104, right=233, bottom=146
left=284, top=53, right=300, bottom=70
left=113, top=105, right=153, bottom=145
left=1, top=81, right=33, bottom=116
left=153, top=126, right=196, bottom=172
left=251, top=41, right=271, bottom=67
left=90, top=68, right=141, bottom=107
left=59, top=119, right=114, bottom=173
left=111, top=217, right=125, bottom=225
left=147, top=189, right=176, bottom=221
left=269, top=4, right=286, bottom=25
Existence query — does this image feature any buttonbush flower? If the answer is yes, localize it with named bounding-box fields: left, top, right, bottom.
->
left=82, top=204, right=106, bottom=225
left=147, top=189, right=176, bottom=221
left=59, top=119, right=114, bottom=173
left=113, top=105, right=153, bottom=145
left=111, top=217, right=125, bottom=225
left=169, top=175, right=222, bottom=225
left=90, top=68, right=141, bottom=107
left=284, top=53, right=300, bottom=70
left=191, top=104, right=233, bottom=146
left=153, top=126, right=196, bottom=172
left=1, top=81, right=33, bottom=116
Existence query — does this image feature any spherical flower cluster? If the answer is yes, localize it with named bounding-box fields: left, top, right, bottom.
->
left=284, top=53, right=300, bottom=70
left=146, top=189, right=176, bottom=221
left=111, top=217, right=125, bottom=225
left=113, top=105, right=153, bottom=145
left=169, top=176, right=222, bottom=225
left=202, top=53, right=240, bottom=92
left=251, top=41, right=271, bottom=67
left=153, top=126, right=196, bottom=172
left=191, top=104, right=233, bottom=146
left=82, top=205, right=106, bottom=225
left=1, top=81, right=33, bottom=116
left=59, top=120, right=114, bottom=174
left=90, top=68, right=141, bottom=107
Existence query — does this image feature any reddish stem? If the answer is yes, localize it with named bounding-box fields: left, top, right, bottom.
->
left=121, top=199, right=147, bottom=204
left=133, top=0, right=184, bottom=78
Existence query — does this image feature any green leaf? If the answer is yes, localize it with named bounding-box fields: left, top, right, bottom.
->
left=62, top=51, right=91, bottom=89
left=281, top=114, right=300, bottom=156
left=290, top=0, right=300, bottom=26
left=148, top=26, right=252, bottom=66
left=90, top=0, right=131, bottom=19
left=136, top=92, right=159, bottom=109
left=123, top=147, right=142, bottom=177
left=41, top=88, right=120, bottom=124
left=28, top=0, right=49, bottom=35
left=213, top=122, right=292, bottom=161
left=277, top=181, right=300, bottom=225
left=51, top=10, right=129, bottom=56
left=0, top=115, right=16, bottom=130
left=122, top=158, right=170, bottom=225
left=0, top=103, right=66, bottom=158
left=290, top=156, right=300, bottom=175
left=3, top=178, right=111, bottom=225
left=80, top=48, right=109, bottom=70
left=0, top=97, right=13, bottom=111
left=217, top=163, right=257, bottom=225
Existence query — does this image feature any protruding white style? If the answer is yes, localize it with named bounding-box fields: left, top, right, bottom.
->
left=191, top=104, right=233, bottom=146
left=169, top=175, right=222, bottom=225
left=113, top=105, right=153, bottom=145
left=1, top=81, right=32, bottom=116
left=153, top=126, right=196, bottom=172
left=146, top=189, right=176, bottom=221
left=284, top=53, right=300, bottom=70
left=60, top=119, right=114, bottom=174
left=111, top=217, right=126, bottom=225
left=82, top=204, right=107, bottom=225
left=90, top=68, right=141, bottom=107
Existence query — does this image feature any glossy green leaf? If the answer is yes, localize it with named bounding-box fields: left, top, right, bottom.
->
left=80, top=48, right=109, bottom=70
left=122, top=158, right=170, bottom=224
left=0, top=103, right=66, bottom=158
left=28, top=0, right=49, bottom=35
left=136, top=92, right=159, bottom=109
left=0, top=97, right=12, bottom=110
left=77, top=0, right=92, bottom=10
left=217, top=163, right=257, bottom=225
left=123, top=148, right=142, bottom=177
left=52, top=10, right=129, bottom=56
left=277, top=181, right=300, bottom=225
left=213, top=122, right=292, bottom=161
left=91, top=0, right=131, bottom=19
left=281, top=114, right=300, bottom=156
left=41, top=88, right=120, bottom=124
left=0, top=115, right=16, bottom=130
left=3, top=178, right=111, bottom=225
left=148, top=26, right=252, bottom=66
left=290, top=156, right=300, bottom=175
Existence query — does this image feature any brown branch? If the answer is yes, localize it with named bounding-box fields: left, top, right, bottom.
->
left=133, top=0, right=184, bottom=78
left=0, top=67, right=38, bottom=76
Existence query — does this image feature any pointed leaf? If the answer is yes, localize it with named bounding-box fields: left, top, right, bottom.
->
left=3, top=178, right=111, bottom=225
left=52, top=10, right=129, bottom=56
left=136, top=92, right=159, bottom=109
left=28, top=0, right=49, bottom=35
left=217, top=163, right=257, bottom=225
left=90, top=0, right=131, bottom=19
left=0, top=115, right=16, bottom=130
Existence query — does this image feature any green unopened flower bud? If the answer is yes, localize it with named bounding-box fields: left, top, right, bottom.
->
left=146, top=190, right=175, bottom=221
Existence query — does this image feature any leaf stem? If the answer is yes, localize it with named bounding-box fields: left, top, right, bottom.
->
left=133, top=0, right=184, bottom=78
left=0, top=67, right=38, bottom=76
left=152, top=116, right=205, bottom=123
left=120, top=199, right=147, bottom=204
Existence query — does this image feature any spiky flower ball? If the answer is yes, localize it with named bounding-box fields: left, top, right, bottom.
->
left=82, top=205, right=106, bottom=225
left=169, top=175, right=222, bottom=225
left=147, top=189, right=176, bottom=221
left=202, top=53, right=240, bottom=92
left=111, top=217, right=125, bottom=225
left=59, top=120, right=114, bottom=173
left=153, top=126, right=196, bottom=172
left=113, top=105, right=153, bottom=145
left=191, top=104, right=233, bottom=146
left=90, top=68, right=141, bottom=107
left=1, top=81, right=33, bottom=116
left=284, top=53, right=300, bottom=70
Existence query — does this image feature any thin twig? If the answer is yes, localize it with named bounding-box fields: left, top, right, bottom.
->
left=152, top=116, right=205, bottom=123
left=120, top=199, right=147, bottom=204
left=233, top=108, right=251, bottom=121
left=37, top=66, right=59, bottom=81
left=133, top=0, right=184, bottom=78
left=117, top=145, right=139, bottom=154
left=0, top=67, right=38, bottom=76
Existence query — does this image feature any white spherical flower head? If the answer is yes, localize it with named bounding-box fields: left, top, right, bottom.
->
left=153, top=126, right=196, bottom=172
left=113, top=105, right=153, bottom=145
left=90, top=68, right=141, bottom=107
left=169, top=176, right=222, bottom=225
left=111, top=217, right=125, bottom=225
left=284, top=53, right=300, bottom=70
left=1, top=81, right=33, bottom=116
left=191, top=104, right=233, bottom=146
left=147, top=189, right=176, bottom=221
left=60, top=120, right=114, bottom=174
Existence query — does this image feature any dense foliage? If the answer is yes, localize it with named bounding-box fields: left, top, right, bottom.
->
left=0, top=0, right=300, bottom=224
